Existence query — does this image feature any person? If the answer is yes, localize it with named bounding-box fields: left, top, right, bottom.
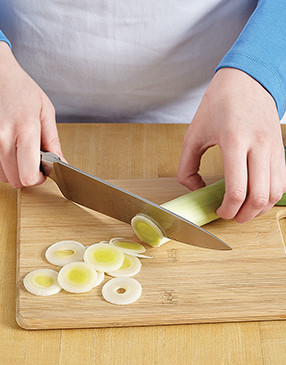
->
left=0, top=0, right=285, bottom=224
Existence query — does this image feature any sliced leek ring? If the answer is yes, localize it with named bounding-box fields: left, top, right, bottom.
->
left=45, top=240, right=86, bottom=266
left=84, top=243, right=124, bottom=272
left=23, top=269, right=61, bottom=296
left=131, top=253, right=153, bottom=259
left=131, top=214, right=170, bottom=247
left=109, top=238, right=146, bottom=255
left=58, top=262, right=98, bottom=293
left=107, top=254, right=141, bottom=277
left=102, top=277, right=142, bottom=305
left=93, top=271, right=105, bottom=287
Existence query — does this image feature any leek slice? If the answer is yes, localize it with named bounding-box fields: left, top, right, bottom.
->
left=45, top=240, right=86, bottom=266
left=131, top=214, right=170, bottom=247
left=107, top=254, right=141, bottom=277
left=102, top=277, right=142, bottom=305
left=109, top=237, right=146, bottom=255
left=132, top=253, right=153, bottom=259
left=93, top=271, right=105, bottom=287
left=23, top=269, right=61, bottom=296
left=84, top=243, right=124, bottom=272
left=58, top=262, right=98, bottom=293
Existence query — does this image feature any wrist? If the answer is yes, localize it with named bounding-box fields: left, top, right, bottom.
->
left=0, top=40, right=12, bottom=53
left=216, top=52, right=285, bottom=119
left=215, top=67, right=277, bottom=112
left=0, top=42, right=17, bottom=69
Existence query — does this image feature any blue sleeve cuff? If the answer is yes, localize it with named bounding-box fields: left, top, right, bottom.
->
left=215, top=0, right=286, bottom=120
left=0, top=29, right=11, bottom=49
left=216, top=52, right=286, bottom=119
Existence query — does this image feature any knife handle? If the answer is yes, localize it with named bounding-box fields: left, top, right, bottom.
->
left=40, top=151, right=61, bottom=177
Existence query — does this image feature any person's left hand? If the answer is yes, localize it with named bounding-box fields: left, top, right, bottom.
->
left=177, top=67, right=286, bottom=223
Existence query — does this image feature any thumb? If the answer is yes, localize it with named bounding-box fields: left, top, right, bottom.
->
left=177, top=126, right=208, bottom=191
left=40, top=97, right=67, bottom=163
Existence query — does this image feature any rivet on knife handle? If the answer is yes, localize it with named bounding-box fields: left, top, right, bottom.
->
left=40, top=151, right=61, bottom=177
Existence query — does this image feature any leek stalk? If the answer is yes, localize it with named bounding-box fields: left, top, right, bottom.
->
left=131, top=177, right=286, bottom=247
left=161, top=179, right=225, bottom=227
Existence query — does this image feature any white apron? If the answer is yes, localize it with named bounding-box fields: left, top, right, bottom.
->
left=0, top=0, right=257, bottom=123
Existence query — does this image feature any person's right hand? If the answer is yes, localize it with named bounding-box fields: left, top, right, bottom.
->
left=0, top=42, right=64, bottom=188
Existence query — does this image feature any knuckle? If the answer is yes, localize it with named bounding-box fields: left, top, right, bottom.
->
left=48, top=139, right=62, bottom=156
left=49, top=137, right=61, bottom=147
left=223, top=133, right=239, bottom=147
left=250, top=194, right=268, bottom=209
left=16, top=120, right=40, bottom=137
left=227, top=188, right=246, bottom=203
left=42, top=93, right=55, bottom=108
left=41, top=97, right=56, bottom=118
left=49, top=103, right=56, bottom=115
left=45, top=103, right=56, bottom=117
left=220, top=128, right=243, bottom=148
left=254, top=131, right=271, bottom=146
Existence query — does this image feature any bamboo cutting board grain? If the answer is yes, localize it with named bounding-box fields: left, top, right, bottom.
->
left=17, top=177, right=286, bottom=330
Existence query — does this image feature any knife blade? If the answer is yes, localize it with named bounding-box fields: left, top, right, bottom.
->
left=40, top=151, right=231, bottom=251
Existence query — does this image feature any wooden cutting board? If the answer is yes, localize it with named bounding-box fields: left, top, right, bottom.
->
left=17, top=177, right=286, bottom=330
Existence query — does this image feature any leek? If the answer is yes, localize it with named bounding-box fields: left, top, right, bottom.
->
left=131, top=176, right=286, bottom=247
left=131, top=214, right=170, bottom=247
left=84, top=243, right=124, bottom=272
left=109, top=238, right=146, bottom=255
left=102, top=277, right=142, bottom=305
left=57, top=262, right=98, bottom=293
left=23, top=237, right=146, bottom=305
left=45, top=240, right=86, bottom=266
left=106, top=254, right=142, bottom=277
left=23, top=269, right=62, bottom=296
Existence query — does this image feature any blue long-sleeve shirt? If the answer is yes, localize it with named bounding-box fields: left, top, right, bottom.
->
left=216, top=0, right=286, bottom=119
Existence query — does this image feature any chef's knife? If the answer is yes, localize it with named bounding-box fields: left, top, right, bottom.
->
left=40, top=151, right=231, bottom=251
